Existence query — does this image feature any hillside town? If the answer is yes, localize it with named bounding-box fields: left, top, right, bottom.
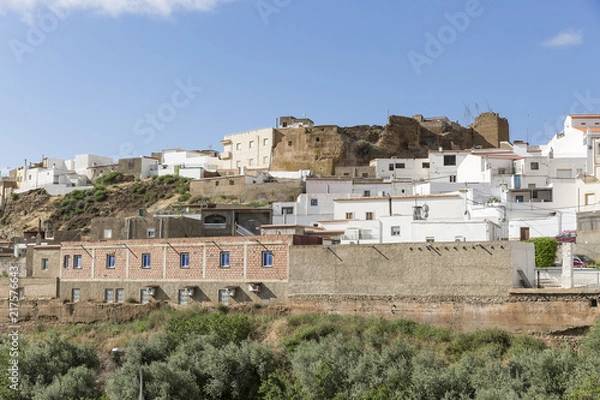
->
left=1, top=112, right=600, bottom=333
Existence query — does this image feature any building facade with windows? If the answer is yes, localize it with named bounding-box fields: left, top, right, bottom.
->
left=219, top=128, right=275, bottom=173
left=58, top=235, right=309, bottom=305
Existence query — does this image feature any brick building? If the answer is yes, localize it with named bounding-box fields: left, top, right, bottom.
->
left=56, top=235, right=319, bottom=305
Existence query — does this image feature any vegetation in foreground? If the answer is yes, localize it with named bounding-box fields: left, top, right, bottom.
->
left=2, top=307, right=600, bottom=399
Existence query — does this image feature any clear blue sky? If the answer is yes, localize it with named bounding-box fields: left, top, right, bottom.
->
left=1, top=0, right=599, bottom=175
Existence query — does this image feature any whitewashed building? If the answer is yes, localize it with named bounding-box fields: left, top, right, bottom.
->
left=158, top=149, right=220, bottom=179
left=219, top=128, right=274, bottom=173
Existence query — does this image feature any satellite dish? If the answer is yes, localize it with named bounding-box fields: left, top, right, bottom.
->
left=422, top=204, right=430, bottom=213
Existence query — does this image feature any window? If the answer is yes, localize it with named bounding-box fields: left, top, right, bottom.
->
left=147, top=228, right=155, bottom=238
left=426, top=237, right=435, bottom=243
left=528, top=183, right=536, bottom=189
left=282, top=207, right=294, bottom=215
left=104, top=229, right=112, bottom=239
left=236, top=161, right=241, bottom=168
left=64, top=255, right=71, bottom=269
left=530, top=162, right=540, bottom=170
left=42, top=258, right=49, bottom=270
left=141, top=289, right=150, bottom=304
left=249, top=140, right=254, bottom=148
left=142, top=253, right=151, bottom=268
left=116, top=288, right=125, bottom=304
left=229, top=179, right=234, bottom=185
left=363, top=190, right=371, bottom=197
left=105, top=289, right=114, bottom=303
left=262, top=251, right=273, bottom=267
left=443, top=155, right=456, bottom=166
left=310, top=199, right=318, bottom=206
left=263, top=156, right=269, bottom=164
left=215, top=181, right=219, bottom=186
left=449, top=175, right=456, bottom=183
left=422, top=162, right=430, bottom=168
left=72, top=288, right=80, bottom=303
left=218, top=289, right=229, bottom=305
left=362, top=172, right=368, bottom=178
left=315, top=137, right=320, bottom=142
left=366, top=212, right=374, bottom=220
left=180, top=252, right=190, bottom=268
left=585, top=193, right=596, bottom=206
left=248, top=158, right=254, bottom=166
left=178, top=289, right=189, bottom=305
left=128, top=161, right=135, bottom=169
left=288, top=141, right=293, bottom=146
left=345, top=212, right=354, bottom=220
left=263, top=138, right=269, bottom=146
left=236, top=143, right=241, bottom=150
left=388, top=163, right=394, bottom=171
left=391, top=226, right=401, bottom=236
left=220, top=251, right=230, bottom=268
left=74, top=255, right=82, bottom=269
left=395, top=163, right=405, bottom=169
left=106, top=255, right=115, bottom=269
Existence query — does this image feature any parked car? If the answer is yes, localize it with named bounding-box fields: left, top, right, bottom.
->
left=555, top=230, right=577, bottom=243
left=575, top=254, right=596, bottom=266
left=573, top=255, right=588, bottom=268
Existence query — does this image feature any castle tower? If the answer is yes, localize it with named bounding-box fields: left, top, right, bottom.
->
left=472, top=112, right=509, bottom=147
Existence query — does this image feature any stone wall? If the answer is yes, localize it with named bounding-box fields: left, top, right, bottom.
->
left=190, top=178, right=303, bottom=203
left=288, top=289, right=600, bottom=334
left=288, top=241, right=535, bottom=298
left=472, top=112, right=510, bottom=148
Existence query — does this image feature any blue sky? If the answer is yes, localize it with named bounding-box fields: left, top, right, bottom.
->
left=1, top=0, right=599, bottom=175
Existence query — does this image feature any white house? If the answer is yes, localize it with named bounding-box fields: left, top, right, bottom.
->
left=14, top=157, right=92, bottom=195
left=159, top=149, right=220, bottom=179
left=370, top=158, right=430, bottom=181
left=317, top=191, right=501, bottom=244
left=219, top=128, right=274, bottom=173
left=68, top=154, right=114, bottom=177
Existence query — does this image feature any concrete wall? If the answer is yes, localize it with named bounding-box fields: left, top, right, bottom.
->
left=30, top=245, right=61, bottom=278
left=0, top=255, right=26, bottom=277
left=89, top=216, right=204, bottom=241
left=289, top=241, right=534, bottom=298
left=190, top=178, right=302, bottom=204
left=59, top=280, right=288, bottom=305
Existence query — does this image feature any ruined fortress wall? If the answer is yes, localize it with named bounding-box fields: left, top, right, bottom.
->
left=472, top=112, right=510, bottom=147
left=270, top=126, right=349, bottom=175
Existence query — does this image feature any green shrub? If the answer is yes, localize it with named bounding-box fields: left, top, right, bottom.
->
left=527, top=237, right=558, bottom=267
left=95, top=171, right=125, bottom=185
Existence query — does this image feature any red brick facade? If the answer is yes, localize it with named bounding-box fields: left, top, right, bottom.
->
left=60, top=235, right=293, bottom=283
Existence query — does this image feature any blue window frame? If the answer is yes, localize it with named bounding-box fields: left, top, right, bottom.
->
left=74, top=255, right=82, bottom=269
left=180, top=252, right=190, bottom=268
left=220, top=251, right=230, bottom=268
left=106, top=254, right=115, bottom=269
left=142, top=253, right=151, bottom=269
left=262, top=251, right=273, bottom=267
left=64, top=255, right=71, bottom=268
